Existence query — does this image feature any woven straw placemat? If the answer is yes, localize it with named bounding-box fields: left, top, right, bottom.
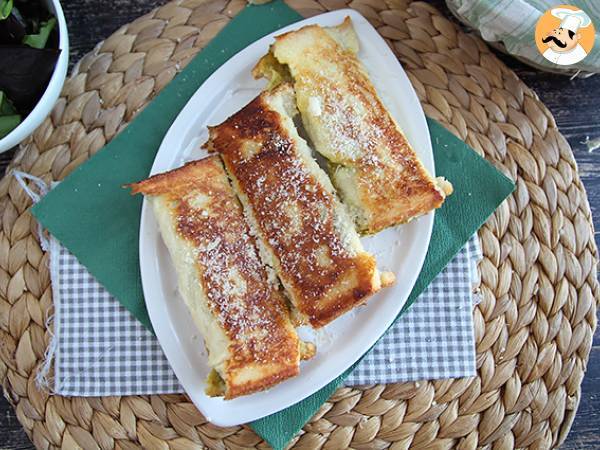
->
left=0, top=0, right=598, bottom=448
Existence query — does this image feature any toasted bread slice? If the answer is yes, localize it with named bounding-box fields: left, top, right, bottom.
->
left=129, top=156, right=313, bottom=399
left=207, top=84, right=389, bottom=328
left=253, top=18, right=452, bottom=234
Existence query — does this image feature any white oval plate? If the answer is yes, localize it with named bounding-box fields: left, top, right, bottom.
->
left=139, top=9, right=434, bottom=427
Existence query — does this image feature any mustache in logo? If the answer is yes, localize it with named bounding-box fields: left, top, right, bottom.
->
left=542, top=35, right=567, bottom=48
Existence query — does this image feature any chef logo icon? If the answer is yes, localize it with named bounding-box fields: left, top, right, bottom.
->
left=535, top=5, right=595, bottom=66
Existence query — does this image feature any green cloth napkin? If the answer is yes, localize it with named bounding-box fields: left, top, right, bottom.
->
left=31, top=2, right=515, bottom=449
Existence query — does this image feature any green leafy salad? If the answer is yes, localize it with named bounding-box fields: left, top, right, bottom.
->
left=0, top=0, right=60, bottom=139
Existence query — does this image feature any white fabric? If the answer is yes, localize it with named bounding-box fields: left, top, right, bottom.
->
left=552, top=8, right=592, bottom=32
left=543, top=44, right=588, bottom=65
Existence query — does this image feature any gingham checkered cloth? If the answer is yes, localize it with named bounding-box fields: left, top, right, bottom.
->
left=345, top=236, right=480, bottom=384
left=49, top=234, right=480, bottom=396
left=51, top=238, right=181, bottom=395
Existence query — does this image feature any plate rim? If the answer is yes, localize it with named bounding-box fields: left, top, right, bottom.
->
left=139, top=8, right=435, bottom=427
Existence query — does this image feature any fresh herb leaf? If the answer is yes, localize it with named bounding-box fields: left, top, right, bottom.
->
left=0, top=0, right=13, bottom=20
left=0, top=90, right=18, bottom=114
left=14, top=0, right=50, bottom=32
left=0, top=114, right=21, bottom=138
left=0, top=90, right=21, bottom=139
left=0, top=46, right=60, bottom=111
left=0, top=1, right=59, bottom=133
left=23, top=16, right=55, bottom=48
left=0, top=5, right=25, bottom=44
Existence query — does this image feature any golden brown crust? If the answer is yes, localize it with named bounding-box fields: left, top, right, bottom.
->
left=208, top=85, right=382, bottom=328
left=254, top=18, right=450, bottom=234
left=129, top=156, right=303, bottom=398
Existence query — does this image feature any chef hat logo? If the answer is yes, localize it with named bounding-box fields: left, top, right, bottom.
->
left=534, top=5, right=595, bottom=66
